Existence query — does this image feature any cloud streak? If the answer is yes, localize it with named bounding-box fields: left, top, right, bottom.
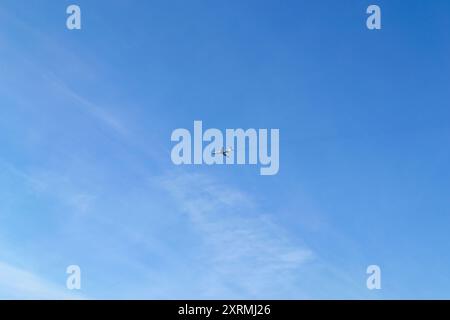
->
left=159, top=172, right=313, bottom=298
left=0, top=261, right=84, bottom=300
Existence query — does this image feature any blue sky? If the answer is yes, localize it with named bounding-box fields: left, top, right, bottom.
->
left=0, top=0, right=450, bottom=299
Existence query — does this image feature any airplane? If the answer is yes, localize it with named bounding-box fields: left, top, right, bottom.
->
left=213, top=147, right=233, bottom=157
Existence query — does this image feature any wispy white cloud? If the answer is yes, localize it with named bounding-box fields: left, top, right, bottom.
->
left=0, top=159, right=97, bottom=215
left=0, top=7, right=128, bottom=138
left=42, top=72, right=128, bottom=137
left=0, top=261, right=84, bottom=300
left=159, top=172, right=314, bottom=298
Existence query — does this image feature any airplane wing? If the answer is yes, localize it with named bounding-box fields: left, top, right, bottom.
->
left=213, top=148, right=224, bottom=155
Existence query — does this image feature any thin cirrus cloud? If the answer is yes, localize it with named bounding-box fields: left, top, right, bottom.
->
left=0, top=261, right=84, bottom=300
left=158, top=172, right=314, bottom=298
